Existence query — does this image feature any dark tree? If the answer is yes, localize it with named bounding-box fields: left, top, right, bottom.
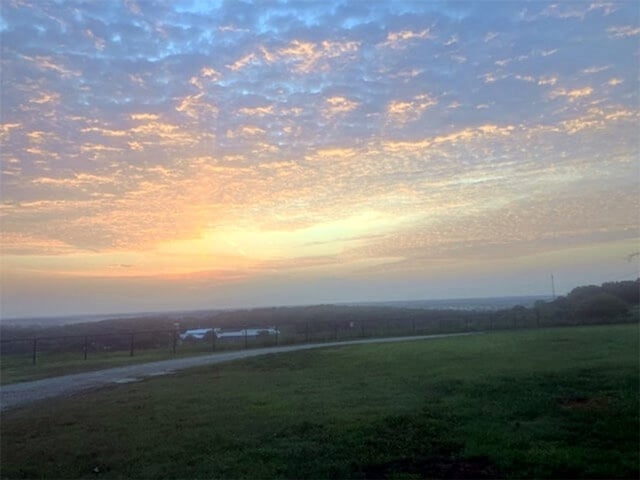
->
left=573, top=293, right=629, bottom=320
left=601, top=279, right=639, bottom=305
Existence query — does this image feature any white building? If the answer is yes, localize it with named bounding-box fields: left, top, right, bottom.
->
left=180, top=327, right=279, bottom=341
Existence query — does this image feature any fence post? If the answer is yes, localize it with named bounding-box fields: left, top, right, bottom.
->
left=129, top=333, right=134, bottom=357
left=32, top=338, right=37, bottom=365
left=83, top=336, right=88, bottom=360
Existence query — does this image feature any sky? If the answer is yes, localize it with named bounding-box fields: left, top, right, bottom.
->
left=1, top=0, right=639, bottom=318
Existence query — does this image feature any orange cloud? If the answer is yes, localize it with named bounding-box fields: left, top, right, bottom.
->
left=29, top=91, right=60, bottom=104
left=238, top=105, right=275, bottom=116
left=387, top=94, right=437, bottom=123
left=276, top=39, right=360, bottom=73
left=549, top=86, right=594, bottom=101
left=324, top=96, right=359, bottom=116
left=21, top=55, right=80, bottom=78
left=226, top=53, right=258, bottom=71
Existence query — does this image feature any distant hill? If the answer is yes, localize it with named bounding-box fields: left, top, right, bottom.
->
left=1, top=295, right=550, bottom=328
left=345, top=295, right=551, bottom=311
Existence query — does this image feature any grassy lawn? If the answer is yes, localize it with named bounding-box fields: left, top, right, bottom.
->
left=1, top=324, right=638, bottom=479
left=0, top=345, right=211, bottom=385
left=1, top=338, right=278, bottom=385
left=0, top=326, right=388, bottom=386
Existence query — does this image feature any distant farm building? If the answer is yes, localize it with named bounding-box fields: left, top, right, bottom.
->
left=179, top=328, right=212, bottom=340
left=179, top=327, right=279, bottom=341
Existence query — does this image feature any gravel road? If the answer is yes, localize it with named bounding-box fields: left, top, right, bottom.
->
left=1, top=332, right=478, bottom=412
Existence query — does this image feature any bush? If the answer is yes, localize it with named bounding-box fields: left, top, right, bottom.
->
left=601, top=279, right=640, bottom=305
left=566, top=285, right=603, bottom=304
left=573, top=293, right=629, bottom=320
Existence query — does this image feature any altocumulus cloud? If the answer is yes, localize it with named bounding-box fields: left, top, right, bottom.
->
left=0, top=0, right=638, bottom=317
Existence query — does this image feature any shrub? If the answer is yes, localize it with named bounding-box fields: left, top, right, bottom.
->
left=573, top=293, right=629, bottom=320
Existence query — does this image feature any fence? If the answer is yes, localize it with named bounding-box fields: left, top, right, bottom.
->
left=1, top=307, right=638, bottom=367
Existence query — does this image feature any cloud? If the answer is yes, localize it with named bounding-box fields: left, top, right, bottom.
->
left=387, top=94, right=437, bottom=123
left=443, top=35, right=458, bottom=46
left=79, top=143, right=124, bottom=153
left=238, top=105, right=275, bottom=117
left=540, top=3, right=591, bottom=20
left=21, top=55, right=80, bottom=78
left=588, top=2, right=618, bottom=15
left=81, top=116, right=206, bottom=151
left=538, top=76, right=558, bottom=86
left=480, top=72, right=509, bottom=84
left=29, top=91, right=60, bottom=104
left=0, top=0, right=638, bottom=314
left=514, top=75, right=536, bottom=83
left=226, top=52, right=258, bottom=71
left=540, top=49, right=558, bottom=57
left=581, top=65, right=610, bottom=74
left=540, top=105, right=637, bottom=134
left=188, top=67, right=222, bottom=91
left=382, top=123, right=515, bottom=154
left=124, top=0, right=142, bottom=15
left=549, top=86, right=594, bottom=101
left=307, top=147, right=358, bottom=162
left=226, top=125, right=266, bottom=138
left=275, top=39, right=360, bottom=73
left=607, top=26, right=640, bottom=38
left=379, top=29, right=432, bottom=49
left=130, top=113, right=160, bottom=121
left=324, top=96, right=359, bottom=116
left=0, top=123, right=21, bottom=140
left=0, top=233, right=81, bottom=255
left=484, top=32, right=499, bottom=42
left=81, top=127, right=128, bottom=137
left=176, top=93, right=218, bottom=120
left=28, top=173, right=116, bottom=193
left=83, top=29, right=106, bottom=50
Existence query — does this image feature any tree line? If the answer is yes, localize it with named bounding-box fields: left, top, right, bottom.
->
left=1, top=279, right=637, bottom=356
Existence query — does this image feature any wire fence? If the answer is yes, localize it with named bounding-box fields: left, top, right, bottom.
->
left=2, top=308, right=638, bottom=368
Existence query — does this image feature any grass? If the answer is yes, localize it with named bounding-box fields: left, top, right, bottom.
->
left=3, top=315, right=636, bottom=386
left=0, top=324, right=447, bottom=386
left=0, top=344, right=219, bottom=385
left=1, top=336, right=283, bottom=385
left=1, top=324, right=638, bottom=479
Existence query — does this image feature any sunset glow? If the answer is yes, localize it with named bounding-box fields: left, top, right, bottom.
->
left=1, top=1, right=638, bottom=317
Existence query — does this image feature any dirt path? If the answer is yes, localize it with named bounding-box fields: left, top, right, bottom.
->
left=1, top=333, right=478, bottom=411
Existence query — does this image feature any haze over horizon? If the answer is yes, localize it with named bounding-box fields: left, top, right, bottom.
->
left=1, top=1, right=639, bottom=318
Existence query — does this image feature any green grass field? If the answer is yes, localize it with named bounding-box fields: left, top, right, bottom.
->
left=0, top=345, right=208, bottom=385
left=1, top=324, right=638, bottom=479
